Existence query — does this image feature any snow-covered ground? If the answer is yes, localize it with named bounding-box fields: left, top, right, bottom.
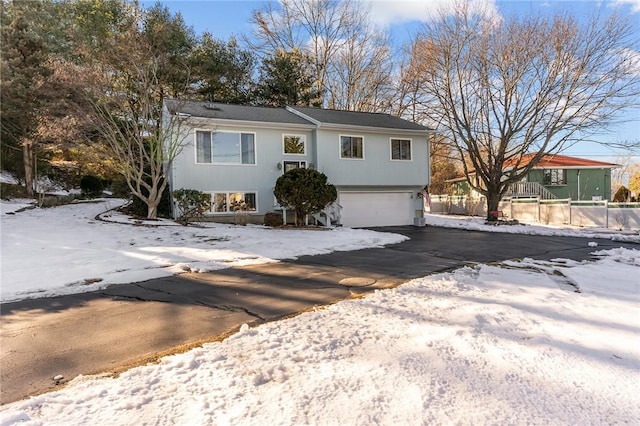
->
left=1, top=198, right=639, bottom=425
left=0, top=199, right=406, bottom=303
left=424, top=213, right=640, bottom=242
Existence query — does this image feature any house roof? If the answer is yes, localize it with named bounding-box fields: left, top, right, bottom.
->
left=515, top=153, right=619, bottom=169
left=288, top=106, right=431, bottom=131
left=165, top=100, right=313, bottom=126
left=165, top=100, right=430, bottom=132
left=446, top=153, right=619, bottom=183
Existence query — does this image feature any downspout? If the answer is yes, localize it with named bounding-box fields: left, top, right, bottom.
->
left=577, top=170, right=580, bottom=201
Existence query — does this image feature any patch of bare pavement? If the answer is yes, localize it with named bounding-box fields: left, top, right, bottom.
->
left=1, top=225, right=636, bottom=404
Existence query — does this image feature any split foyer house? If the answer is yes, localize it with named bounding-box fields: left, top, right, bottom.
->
left=164, top=100, right=432, bottom=227
left=449, top=153, right=618, bottom=201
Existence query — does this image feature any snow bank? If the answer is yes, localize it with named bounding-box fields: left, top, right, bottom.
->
left=1, top=248, right=638, bottom=425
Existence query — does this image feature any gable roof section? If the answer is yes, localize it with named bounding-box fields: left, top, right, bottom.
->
left=447, top=153, right=619, bottom=183
left=165, top=100, right=313, bottom=126
left=166, top=100, right=431, bottom=132
left=510, top=153, right=619, bottom=169
left=288, top=106, right=431, bottom=132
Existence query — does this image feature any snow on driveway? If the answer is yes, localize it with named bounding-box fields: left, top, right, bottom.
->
left=1, top=248, right=638, bottom=425
left=0, top=199, right=406, bottom=303
left=1, top=199, right=639, bottom=424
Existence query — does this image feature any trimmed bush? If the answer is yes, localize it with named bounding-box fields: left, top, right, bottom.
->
left=109, top=176, right=132, bottom=199
left=264, top=211, right=284, bottom=227
left=274, top=168, right=337, bottom=227
left=613, top=186, right=630, bottom=202
left=80, top=175, right=104, bottom=198
left=173, top=188, right=211, bottom=224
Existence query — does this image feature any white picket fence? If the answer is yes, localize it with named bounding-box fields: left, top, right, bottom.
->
left=428, top=195, right=640, bottom=230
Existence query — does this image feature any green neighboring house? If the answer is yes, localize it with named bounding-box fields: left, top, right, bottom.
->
left=448, top=154, right=618, bottom=201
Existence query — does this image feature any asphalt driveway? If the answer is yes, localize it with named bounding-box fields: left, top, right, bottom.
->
left=1, top=225, right=636, bottom=404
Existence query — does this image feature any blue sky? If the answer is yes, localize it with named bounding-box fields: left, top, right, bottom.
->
left=149, top=0, right=639, bottom=161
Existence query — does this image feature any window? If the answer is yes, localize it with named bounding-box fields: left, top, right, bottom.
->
left=211, top=192, right=257, bottom=213
left=340, top=135, right=363, bottom=159
left=283, top=135, right=306, bottom=155
left=283, top=161, right=306, bottom=173
left=196, top=131, right=212, bottom=163
left=391, top=138, right=411, bottom=160
left=543, top=169, right=566, bottom=185
left=196, top=131, right=255, bottom=164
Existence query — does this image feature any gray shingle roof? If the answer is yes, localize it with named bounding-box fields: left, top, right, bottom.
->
left=165, top=100, right=430, bottom=131
left=165, top=100, right=313, bottom=126
left=289, top=106, right=430, bottom=131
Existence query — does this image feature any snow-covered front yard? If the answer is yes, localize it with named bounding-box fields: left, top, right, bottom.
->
left=0, top=199, right=406, bottom=303
left=1, top=199, right=639, bottom=424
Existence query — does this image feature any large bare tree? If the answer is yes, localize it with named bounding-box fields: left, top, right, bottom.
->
left=87, top=4, right=194, bottom=219
left=247, top=0, right=394, bottom=112
left=412, top=3, right=640, bottom=219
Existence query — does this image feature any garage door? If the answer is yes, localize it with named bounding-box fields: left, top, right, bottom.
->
left=339, top=192, right=413, bottom=227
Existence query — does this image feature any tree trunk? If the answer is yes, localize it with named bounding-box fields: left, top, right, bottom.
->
left=23, top=139, right=34, bottom=197
left=146, top=200, right=159, bottom=220
left=486, top=190, right=501, bottom=221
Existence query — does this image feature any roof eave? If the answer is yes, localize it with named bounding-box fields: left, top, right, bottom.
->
left=316, top=122, right=433, bottom=134
left=185, top=116, right=316, bottom=130
left=532, top=164, right=619, bottom=170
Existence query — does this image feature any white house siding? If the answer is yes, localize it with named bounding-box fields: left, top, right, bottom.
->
left=314, top=129, right=430, bottom=187
left=170, top=123, right=315, bottom=218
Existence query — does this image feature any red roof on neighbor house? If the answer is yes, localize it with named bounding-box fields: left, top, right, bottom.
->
left=515, top=153, right=619, bottom=169
left=447, top=154, right=618, bottom=182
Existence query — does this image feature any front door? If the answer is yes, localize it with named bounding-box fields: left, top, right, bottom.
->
left=283, top=161, right=306, bottom=173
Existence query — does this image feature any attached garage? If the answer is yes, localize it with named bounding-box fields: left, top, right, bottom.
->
left=339, top=191, right=414, bottom=228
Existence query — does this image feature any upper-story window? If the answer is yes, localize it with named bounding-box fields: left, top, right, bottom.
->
left=340, top=135, right=364, bottom=159
left=391, top=138, right=412, bottom=161
left=543, top=169, right=566, bottom=185
left=196, top=130, right=256, bottom=164
left=283, top=135, right=306, bottom=155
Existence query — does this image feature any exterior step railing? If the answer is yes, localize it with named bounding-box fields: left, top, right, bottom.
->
left=503, top=182, right=558, bottom=200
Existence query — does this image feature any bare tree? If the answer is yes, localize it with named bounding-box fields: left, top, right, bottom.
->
left=412, top=2, right=640, bottom=219
left=247, top=0, right=394, bottom=112
left=86, top=5, right=194, bottom=219
left=324, top=6, right=394, bottom=112
left=88, top=68, right=190, bottom=219
left=612, top=149, right=640, bottom=194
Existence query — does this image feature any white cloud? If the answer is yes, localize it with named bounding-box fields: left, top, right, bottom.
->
left=614, top=0, right=640, bottom=13
left=364, top=0, right=501, bottom=27
left=619, top=47, right=640, bottom=76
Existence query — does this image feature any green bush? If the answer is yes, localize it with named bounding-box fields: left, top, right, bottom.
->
left=613, top=186, right=630, bottom=202
left=173, top=188, right=211, bottom=224
left=274, top=168, right=337, bottom=226
left=79, top=175, right=104, bottom=198
left=264, top=211, right=284, bottom=227
left=109, top=175, right=132, bottom=199
left=0, top=182, right=29, bottom=200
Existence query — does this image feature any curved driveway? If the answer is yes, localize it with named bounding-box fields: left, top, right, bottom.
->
left=1, top=225, right=636, bottom=404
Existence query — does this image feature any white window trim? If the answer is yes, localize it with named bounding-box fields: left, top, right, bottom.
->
left=208, top=191, right=259, bottom=214
left=339, top=134, right=365, bottom=160
left=390, top=137, right=413, bottom=162
left=282, top=134, right=307, bottom=156
left=194, top=129, right=258, bottom=166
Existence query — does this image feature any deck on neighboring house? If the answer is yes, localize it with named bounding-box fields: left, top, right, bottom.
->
left=503, top=182, right=557, bottom=200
